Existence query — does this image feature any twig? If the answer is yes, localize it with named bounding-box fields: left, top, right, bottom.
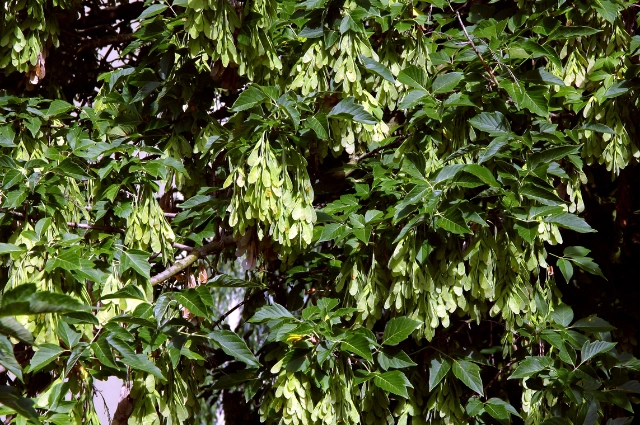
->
left=78, top=33, right=136, bottom=52
left=150, top=236, right=235, bottom=286
left=212, top=282, right=279, bottom=329
left=172, top=243, right=194, bottom=252
left=67, top=222, right=124, bottom=233
left=454, top=11, right=500, bottom=89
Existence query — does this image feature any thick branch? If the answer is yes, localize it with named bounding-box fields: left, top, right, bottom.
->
left=150, top=236, right=235, bottom=286
left=110, top=386, right=133, bottom=425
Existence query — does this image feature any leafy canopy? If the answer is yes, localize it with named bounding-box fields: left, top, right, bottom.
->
left=0, top=0, right=639, bottom=424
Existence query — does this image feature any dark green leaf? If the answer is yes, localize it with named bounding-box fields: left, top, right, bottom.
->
left=231, top=86, right=267, bottom=111
left=544, top=213, right=595, bottom=233
left=509, top=356, right=551, bottom=379
left=551, top=304, right=574, bottom=327
left=120, top=249, right=151, bottom=279
left=327, top=97, right=377, bottom=125
left=373, top=370, right=413, bottom=398
left=571, top=316, right=615, bottom=332
left=581, top=340, right=616, bottom=364
left=101, top=285, right=146, bottom=301
left=468, top=112, right=510, bottom=135
left=29, top=344, right=65, bottom=374
left=108, top=336, right=165, bottom=381
left=382, top=317, right=421, bottom=346
left=428, top=355, right=451, bottom=391
left=360, top=56, right=395, bottom=82
left=248, top=303, right=296, bottom=323
left=452, top=360, right=483, bottom=395
left=341, top=334, right=373, bottom=362
left=432, top=72, right=464, bottom=94
left=208, top=330, right=261, bottom=368
left=556, top=258, right=573, bottom=283
left=0, top=386, right=41, bottom=422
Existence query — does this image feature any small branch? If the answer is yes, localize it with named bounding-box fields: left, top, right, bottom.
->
left=67, top=222, right=124, bottom=233
left=353, top=136, right=407, bottom=163
left=172, top=243, right=194, bottom=252
left=212, top=282, right=279, bottom=329
left=78, top=33, right=136, bottom=52
left=454, top=11, right=500, bottom=89
left=150, top=236, right=235, bottom=286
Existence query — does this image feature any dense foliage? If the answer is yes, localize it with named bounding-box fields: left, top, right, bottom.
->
left=1, top=0, right=640, bottom=424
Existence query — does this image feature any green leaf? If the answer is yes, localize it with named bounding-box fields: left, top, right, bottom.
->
left=397, top=66, right=428, bottom=91
left=101, top=285, right=146, bottom=301
left=435, top=209, right=472, bottom=235
left=571, top=316, right=615, bottom=332
left=0, top=290, right=87, bottom=317
left=305, top=115, right=329, bottom=139
left=468, top=112, right=510, bottom=135
left=208, top=330, right=261, bottom=368
left=603, top=80, right=632, bottom=99
left=541, top=418, right=571, bottom=425
left=464, top=164, right=499, bottom=187
left=377, top=349, right=417, bottom=370
left=434, top=164, right=466, bottom=184
left=327, top=97, right=377, bottom=125
left=502, top=81, right=548, bottom=116
left=360, top=56, right=395, bottom=82
left=432, top=72, right=464, bottom=94
left=0, top=317, right=33, bottom=344
left=0, top=335, right=22, bottom=381
left=551, top=304, right=574, bottom=327
left=382, top=317, right=421, bottom=346
left=581, top=123, right=615, bottom=134
left=581, top=340, right=616, bottom=364
left=0, top=386, right=41, bottom=422
left=208, top=274, right=265, bottom=288
left=428, top=355, right=451, bottom=391
left=91, top=335, right=118, bottom=369
left=51, top=159, right=91, bottom=180
left=373, top=370, right=413, bottom=398
left=231, top=86, right=267, bottom=111
left=484, top=400, right=509, bottom=421
left=548, top=26, right=601, bottom=40
left=514, top=221, right=538, bottom=244
left=520, top=184, right=564, bottom=206
left=452, top=360, right=483, bottom=395
left=108, top=336, right=166, bottom=381
left=120, top=249, right=151, bottom=279
left=556, top=258, right=574, bottom=283
left=478, top=138, right=508, bottom=164
left=528, top=145, right=581, bottom=170
left=544, top=213, right=595, bottom=233
left=486, top=398, right=521, bottom=418
left=46, top=100, right=74, bottom=116
left=570, top=256, right=606, bottom=279
left=466, top=398, right=485, bottom=416
left=341, top=334, right=373, bottom=362
left=248, top=303, right=296, bottom=323
left=521, top=68, right=566, bottom=86
left=0, top=243, right=23, bottom=254
left=137, top=4, right=167, bottom=20
left=509, top=356, right=550, bottom=379
left=29, top=344, right=65, bottom=374
left=175, top=290, right=210, bottom=318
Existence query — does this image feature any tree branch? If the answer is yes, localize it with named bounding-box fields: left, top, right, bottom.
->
left=78, top=33, right=136, bottom=52
left=150, top=236, right=235, bottom=286
left=454, top=11, right=500, bottom=89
